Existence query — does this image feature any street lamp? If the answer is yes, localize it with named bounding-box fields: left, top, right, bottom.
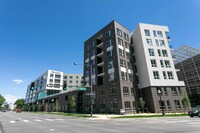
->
left=74, top=62, right=94, bottom=117
left=51, top=99, right=54, bottom=113
left=157, top=89, right=165, bottom=116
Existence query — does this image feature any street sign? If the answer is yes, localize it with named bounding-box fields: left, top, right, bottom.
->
left=77, top=87, right=87, bottom=91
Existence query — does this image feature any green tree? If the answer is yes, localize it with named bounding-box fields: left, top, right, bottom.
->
left=14, top=99, right=25, bottom=108
left=139, top=98, right=145, bottom=113
left=70, top=95, right=76, bottom=113
left=189, top=92, right=200, bottom=107
left=182, top=96, right=191, bottom=112
left=0, top=94, right=5, bottom=108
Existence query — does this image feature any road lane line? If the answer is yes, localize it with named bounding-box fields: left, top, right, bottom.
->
left=10, top=121, right=16, bottom=124
left=23, top=120, right=30, bottom=123
left=45, top=119, right=54, bottom=121
left=34, top=119, right=42, bottom=122
left=50, top=129, right=55, bottom=131
left=56, top=119, right=64, bottom=121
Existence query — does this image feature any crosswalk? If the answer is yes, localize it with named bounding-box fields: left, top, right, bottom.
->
left=9, top=118, right=66, bottom=124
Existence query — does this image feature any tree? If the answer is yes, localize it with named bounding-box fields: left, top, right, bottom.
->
left=0, top=94, right=5, bottom=108
left=139, top=98, right=145, bottom=113
left=14, top=99, right=25, bottom=108
left=70, top=95, right=76, bottom=113
left=182, top=96, right=191, bottom=112
left=189, top=92, right=200, bottom=107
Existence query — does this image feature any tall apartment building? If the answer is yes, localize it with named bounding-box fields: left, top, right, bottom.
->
left=25, top=70, right=83, bottom=104
left=173, top=45, right=200, bottom=95
left=83, top=21, right=136, bottom=114
left=83, top=20, right=187, bottom=114
left=131, top=23, right=187, bottom=113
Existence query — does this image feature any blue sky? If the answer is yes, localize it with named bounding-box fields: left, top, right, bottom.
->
left=0, top=0, right=199, bottom=101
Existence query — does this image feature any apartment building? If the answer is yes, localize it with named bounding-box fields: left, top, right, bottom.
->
left=131, top=23, right=187, bottom=113
left=83, top=20, right=188, bottom=114
left=173, top=45, right=200, bottom=95
left=25, top=70, right=83, bottom=104
left=83, top=21, right=136, bottom=114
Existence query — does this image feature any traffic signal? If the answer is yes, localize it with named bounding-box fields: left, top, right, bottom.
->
left=63, top=83, right=67, bottom=90
left=30, top=82, right=35, bottom=90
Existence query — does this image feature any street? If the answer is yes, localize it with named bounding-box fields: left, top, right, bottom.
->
left=1, top=111, right=200, bottom=133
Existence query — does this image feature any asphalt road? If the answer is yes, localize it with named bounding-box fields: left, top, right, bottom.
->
left=1, top=111, right=200, bottom=133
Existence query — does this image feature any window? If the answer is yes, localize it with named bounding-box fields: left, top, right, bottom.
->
left=92, top=41, right=95, bottom=47
left=121, top=71, right=127, bottom=80
left=120, top=59, right=126, bottom=68
left=65, top=95, right=68, bottom=100
left=163, top=71, right=167, bottom=79
left=85, top=71, right=89, bottom=77
left=85, top=53, right=89, bottom=59
left=157, top=49, right=162, bottom=56
left=131, top=88, right=134, bottom=96
left=124, top=101, right=131, bottom=110
left=105, top=30, right=111, bottom=37
left=64, top=76, right=67, bottom=79
left=106, top=40, right=112, bottom=48
left=109, top=87, right=116, bottom=96
left=157, top=31, right=163, bottom=37
left=159, top=40, right=165, bottom=47
left=108, top=72, right=115, bottom=81
left=123, top=87, right=129, bottom=96
left=156, top=87, right=162, bottom=95
left=100, top=89, right=105, bottom=96
left=91, top=49, right=95, bottom=56
left=129, top=74, right=133, bottom=81
left=125, top=42, right=129, bottom=49
left=166, top=100, right=171, bottom=110
left=162, top=50, right=168, bottom=57
left=69, top=80, right=72, bottom=83
left=107, top=50, right=113, bottom=58
left=49, top=79, right=53, bottom=82
left=151, top=59, right=157, bottom=67
left=144, top=29, right=150, bottom=36
left=119, top=48, right=125, bottom=57
left=126, top=52, right=130, bottom=59
left=178, top=87, right=182, bottom=95
left=91, top=58, right=95, bottom=65
left=50, top=74, right=54, bottom=77
left=153, top=71, right=159, bottom=79
left=163, top=87, right=168, bottom=95
left=85, top=45, right=89, bottom=51
left=167, top=71, right=174, bottom=79
left=124, top=33, right=129, bottom=41
left=127, top=62, right=132, bottom=69
left=171, top=87, right=178, bottom=95
left=100, top=102, right=105, bottom=112
left=164, top=60, right=171, bottom=68
left=92, top=78, right=96, bottom=85
left=153, top=30, right=157, bottom=37
left=118, top=38, right=123, bottom=46
left=160, top=60, right=164, bottom=67
left=108, top=60, right=113, bottom=69
left=69, top=76, right=73, bottom=79
left=146, top=39, right=153, bottom=46
left=110, top=101, right=117, bottom=112
left=148, top=49, right=155, bottom=56
left=76, top=76, right=79, bottom=79
left=174, top=100, right=181, bottom=109
left=55, top=75, right=61, bottom=79
left=155, top=39, right=159, bottom=46
left=117, top=28, right=122, bottom=37
left=92, top=68, right=95, bottom=75
left=55, top=79, right=60, bottom=83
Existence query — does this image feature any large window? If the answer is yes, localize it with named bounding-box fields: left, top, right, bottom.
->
left=164, top=60, right=171, bottom=68
left=121, top=71, right=127, bottom=80
left=171, top=87, right=178, bottom=95
left=153, top=71, right=160, bottom=79
left=151, top=59, right=157, bottom=67
left=120, top=59, right=126, bottom=68
left=148, top=49, right=155, bottom=56
left=157, top=31, right=163, bottom=37
left=106, top=40, right=112, bottom=48
left=144, top=29, right=150, bottom=36
left=124, top=101, right=131, bottom=111
left=118, top=38, right=123, bottom=46
left=110, top=101, right=117, bottom=112
left=117, top=28, right=122, bottom=37
left=123, top=87, right=129, bottom=96
left=174, top=100, right=181, bottom=109
left=119, top=48, right=125, bottom=57
left=167, top=71, right=174, bottom=79
left=146, top=39, right=153, bottom=46
left=162, top=50, right=168, bottom=57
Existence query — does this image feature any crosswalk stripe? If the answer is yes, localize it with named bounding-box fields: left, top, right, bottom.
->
left=34, top=119, right=42, bottom=122
left=23, top=120, right=30, bottom=122
left=45, top=119, right=54, bottom=121
left=10, top=121, right=16, bottom=124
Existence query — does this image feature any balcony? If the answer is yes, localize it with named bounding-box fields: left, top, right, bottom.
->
left=97, top=51, right=104, bottom=57
left=97, top=62, right=104, bottom=66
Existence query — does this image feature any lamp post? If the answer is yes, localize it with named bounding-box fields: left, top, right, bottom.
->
left=157, top=89, right=165, bottom=116
left=74, top=62, right=93, bottom=117
left=51, top=98, right=54, bottom=113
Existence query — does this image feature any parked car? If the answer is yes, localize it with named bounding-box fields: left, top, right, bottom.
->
left=188, top=107, right=200, bottom=117
left=16, top=108, right=22, bottom=113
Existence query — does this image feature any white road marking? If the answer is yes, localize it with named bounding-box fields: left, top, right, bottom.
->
left=56, top=119, right=64, bottom=121
left=10, top=121, right=16, bottom=124
left=18, top=118, right=22, bottom=120
left=45, top=119, right=54, bottom=121
left=23, top=120, right=30, bottom=122
left=165, top=120, right=189, bottom=123
left=34, top=119, right=42, bottom=122
left=50, top=129, right=55, bottom=131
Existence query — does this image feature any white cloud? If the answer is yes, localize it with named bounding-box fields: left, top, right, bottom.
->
left=4, top=95, right=19, bottom=104
left=13, top=79, right=24, bottom=84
